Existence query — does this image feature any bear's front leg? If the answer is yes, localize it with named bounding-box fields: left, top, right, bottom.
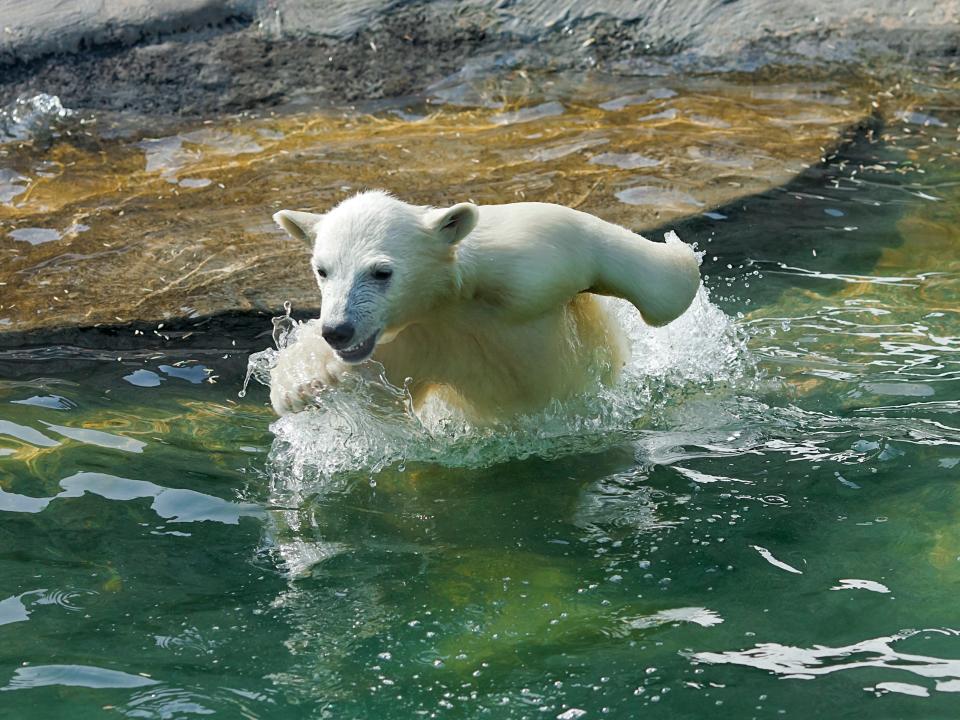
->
left=269, top=320, right=349, bottom=415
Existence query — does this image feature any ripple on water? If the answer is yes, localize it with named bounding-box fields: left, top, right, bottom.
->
left=10, top=394, right=76, bottom=410
left=831, top=578, right=890, bottom=593
left=159, top=363, right=213, bottom=383
left=0, top=168, right=29, bottom=204
left=40, top=422, right=145, bottom=453
left=687, top=145, right=759, bottom=170
left=527, top=137, right=608, bottom=162
left=624, top=606, right=724, bottom=630
left=0, top=588, right=100, bottom=628
left=895, top=110, right=947, bottom=127
left=589, top=152, right=661, bottom=170
left=636, top=108, right=679, bottom=123
left=0, top=419, right=59, bottom=447
left=178, top=177, right=212, bottom=188
left=0, top=594, right=30, bottom=626
left=692, top=629, right=960, bottom=696
left=138, top=129, right=263, bottom=184
left=123, top=369, right=163, bottom=387
left=599, top=88, right=677, bottom=111
left=863, top=381, right=936, bottom=397
left=0, top=489, right=52, bottom=514
left=615, top=185, right=704, bottom=209
left=57, top=471, right=263, bottom=524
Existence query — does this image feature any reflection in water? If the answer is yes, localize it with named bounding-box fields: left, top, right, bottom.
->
left=10, top=395, right=75, bottom=410
left=0, top=420, right=59, bottom=447
left=0, top=588, right=99, bottom=627
left=599, top=88, right=677, bottom=111
left=8, top=227, right=60, bottom=245
left=831, top=578, right=890, bottom=593
left=615, top=185, right=704, bottom=209
left=589, top=152, right=660, bottom=170
left=0, top=471, right=263, bottom=524
left=0, top=595, right=29, bottom=627
left=751, top=545, right=804, bottom=575
left=0, top=168, right=30, bottom=204
left=492, top=101, right=566, bottom=125
left=693, top=629, right=960, bottom=695
left=2, top=665, right=159, bottom=691
left=41, top=422, right=146, bottom=453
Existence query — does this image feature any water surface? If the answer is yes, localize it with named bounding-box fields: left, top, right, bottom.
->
left=1, top=67, right=959, bottom=719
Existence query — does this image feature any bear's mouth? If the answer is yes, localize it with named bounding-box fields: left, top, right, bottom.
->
left=334, top=331, right=379, bottom=363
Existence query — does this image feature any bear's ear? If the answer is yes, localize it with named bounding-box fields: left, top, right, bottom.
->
left=426, top=202, right=479, bottom=245
left=273, top=209, right=322, bottom=244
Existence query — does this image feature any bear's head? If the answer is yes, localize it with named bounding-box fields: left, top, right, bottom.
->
left=273, top=190, right=477, bottom=363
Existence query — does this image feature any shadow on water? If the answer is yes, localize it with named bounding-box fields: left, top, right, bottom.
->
left=672, top=124, right=912, bottom=310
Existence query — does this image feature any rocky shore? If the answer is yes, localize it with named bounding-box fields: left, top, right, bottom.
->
left=1, top=1, right=957, bottom=115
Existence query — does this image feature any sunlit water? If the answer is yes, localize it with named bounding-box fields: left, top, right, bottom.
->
left=1, top=67, right=959, bottom=718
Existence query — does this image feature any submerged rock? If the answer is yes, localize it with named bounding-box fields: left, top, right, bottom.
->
left=0, top=74, right=886, bottom=336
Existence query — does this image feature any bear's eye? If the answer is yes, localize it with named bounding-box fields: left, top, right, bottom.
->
left=371, top=267, right=393, bottom=281
left=315, top=267, right=327, bottom=279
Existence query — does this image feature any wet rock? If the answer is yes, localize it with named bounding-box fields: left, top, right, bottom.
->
left=0, top=0, right=257, bottom=63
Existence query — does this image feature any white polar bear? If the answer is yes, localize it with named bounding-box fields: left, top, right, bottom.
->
left=270, top=191, right=700, bottom=423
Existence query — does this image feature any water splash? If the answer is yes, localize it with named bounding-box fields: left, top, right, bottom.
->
left=271, top=300, right=297, bottom=349
left=239, top=300, right=293, bottom=400
left=246, top=287, right=754, bottom=501
left=0, top=93, right=73, bottom=143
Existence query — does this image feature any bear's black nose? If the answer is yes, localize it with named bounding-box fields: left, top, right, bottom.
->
left=322, top=322, right=356, bottom=348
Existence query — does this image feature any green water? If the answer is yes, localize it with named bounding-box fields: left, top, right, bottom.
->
left=1, top=74, right=959, bottom=719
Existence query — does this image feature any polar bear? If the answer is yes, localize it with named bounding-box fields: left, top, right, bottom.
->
left=269, top=191, right=700, bottom=423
